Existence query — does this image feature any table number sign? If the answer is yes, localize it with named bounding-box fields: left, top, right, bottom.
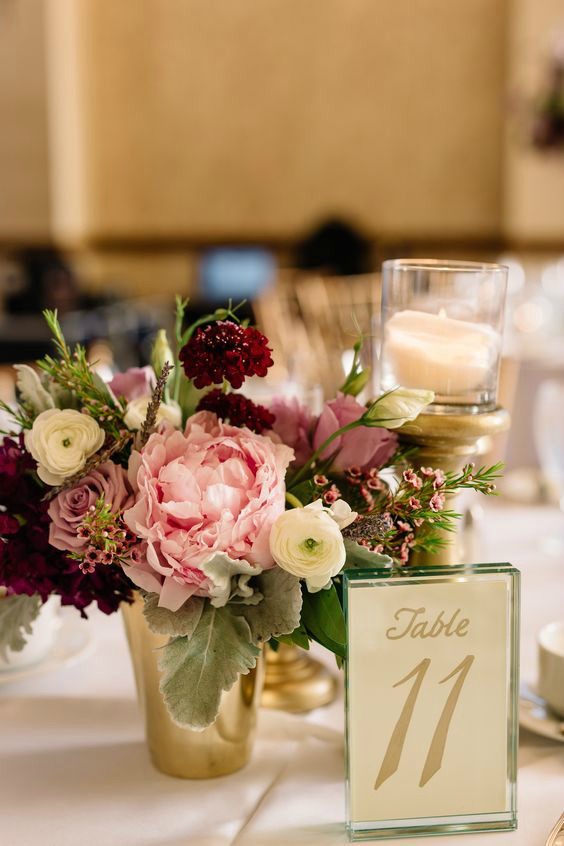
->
left=344, top=563, right=519, bottom=841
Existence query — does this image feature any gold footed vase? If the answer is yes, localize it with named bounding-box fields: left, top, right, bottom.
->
left=122, top=595, right=263, bottom=779
left=261, top=643, right=338, bottom=712
left=399, top=407, right=510, bottom=566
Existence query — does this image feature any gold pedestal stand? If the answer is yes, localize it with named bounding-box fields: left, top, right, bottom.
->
left=399, top=407, right=510, bottom=566
left=261, top=643, right=338, bottom=712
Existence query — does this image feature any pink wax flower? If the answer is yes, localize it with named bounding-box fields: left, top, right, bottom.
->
left=48, top=461, right=135, bottom=551
left=109, top=366, right=155, bottom=401
left=430, top=492, right=446, bottom=512
left=403, top=469, right=422, bottom=490
left=269, top=395, right=315, bottom=467
left=313, top=393, right=398, bottom=472
left=122, top=412, right=294, bottom=611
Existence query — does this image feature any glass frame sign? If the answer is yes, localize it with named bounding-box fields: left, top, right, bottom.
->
left=344, top=563, right=519, bottom=841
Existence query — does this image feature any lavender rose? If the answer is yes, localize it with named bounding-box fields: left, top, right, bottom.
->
left=269, top=395, right=314, bottom=467
left=48, top=461, right=134, bottom=551
left=109, top=366, right=155, bottom=402
left=313, top=393, right=398, bottom=472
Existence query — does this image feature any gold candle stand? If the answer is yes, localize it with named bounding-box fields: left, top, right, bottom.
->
left=261, top=643, right=338, bottom=712
left=262, top=407, right=509, bottom=711
left=399, top=406, right=510, bottom=565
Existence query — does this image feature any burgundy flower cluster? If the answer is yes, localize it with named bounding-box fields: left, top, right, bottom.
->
left=180, top=321, right=273, bottom=389
left=196, top=389, right=275, bottom=434
left=0, top=436, right=133, bottom=616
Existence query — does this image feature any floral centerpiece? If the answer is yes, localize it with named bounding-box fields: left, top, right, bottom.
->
left=0, top=300, right=501, bottom=736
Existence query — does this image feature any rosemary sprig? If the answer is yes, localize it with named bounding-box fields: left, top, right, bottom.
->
left=38, top=310, right=125, bottom=438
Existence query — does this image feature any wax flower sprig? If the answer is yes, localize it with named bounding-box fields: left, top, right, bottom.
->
left=339, top=461, right=504, bottom=564
left=68, top=497, right=138, bottom=574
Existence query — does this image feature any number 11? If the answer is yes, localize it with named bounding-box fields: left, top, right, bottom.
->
left=374, top=654, right=475, bottom=790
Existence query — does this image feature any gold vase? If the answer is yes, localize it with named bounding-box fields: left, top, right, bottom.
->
left=122, top=595, right=263, bottom=779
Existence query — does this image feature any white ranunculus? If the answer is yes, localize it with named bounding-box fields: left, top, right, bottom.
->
left=323, top=498, right=357, bottom=530
left=269, top=501, right=350, bottom=592
left=123, top=397, right=182, bottom=431
left=24, top=408, right=105, bottom=486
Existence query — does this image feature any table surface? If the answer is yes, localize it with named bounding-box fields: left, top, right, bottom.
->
left=1, top=501, right=563, bottom=846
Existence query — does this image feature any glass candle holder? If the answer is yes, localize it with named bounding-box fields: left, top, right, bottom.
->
left=380, top=259, right=508, bottom=414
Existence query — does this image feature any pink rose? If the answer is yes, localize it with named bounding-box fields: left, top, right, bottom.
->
left=269, top=396, right=314, bottom=466
left=109, top=366, right=155, bottom=401
left=123, top=412, right=294, bottom=611
left=313, top=393, right=398, bottom=472
left=48, top=461, right=135, bottom=551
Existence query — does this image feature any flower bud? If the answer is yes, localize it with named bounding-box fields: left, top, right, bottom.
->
left=363, top=387, right=435, bottom=429
left=151, top=330, right=175, bottom=379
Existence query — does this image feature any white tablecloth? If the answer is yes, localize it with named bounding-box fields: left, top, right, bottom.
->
left=1, top=502, right=563, bottom=846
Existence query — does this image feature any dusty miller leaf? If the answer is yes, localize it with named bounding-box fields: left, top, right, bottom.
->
left=14, top=365, right=54, bottom=414
left=344, top=539, right=393, bottom=569
left=143, top=592, right=204, bottom=638
left=0, top=594, right=42, bottom=660
left=159, top=605, right=259, bottom=730
left=232, top=568, right=302, bottom=644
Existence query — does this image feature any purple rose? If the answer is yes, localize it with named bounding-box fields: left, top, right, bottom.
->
left=313, top=393, right=398, bottom=472
left=48, top=461, right=134, bottom=551
left=269, top=396, right=314, bottom=467
left=109, top=367, right=155, bottom=402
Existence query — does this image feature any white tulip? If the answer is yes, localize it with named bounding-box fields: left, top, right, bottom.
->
left=270, top=501, right=352, bottom=592
left=124, top=397, right=182, bottom=431
left=24, top=409, right=105, bottom=486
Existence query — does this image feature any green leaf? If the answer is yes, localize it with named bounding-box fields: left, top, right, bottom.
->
left=301, top=584, right=346, bottom=659
left=232, top=568, right=302, bottom=643
left=344, top=539, right=393, bottom=569
left=275, top=623, right=311, bottom=651
left=287, top=480, right=316, bottom=506
left=0, top=594, right=42, bottom=660
left=158, top=605, right=259, bottom=729
left=143, top=592, right=204, bottom=638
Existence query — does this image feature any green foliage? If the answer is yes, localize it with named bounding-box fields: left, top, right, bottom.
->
left=232, top=568, right=302, bottom=643
left=339, top=338, right=370, bottom=397
left=0, top=594, right=42, bottom=660
left=344, top=539, right=393, bottom=569
left=143, top=593, right=204, bottom=638
left=159, top=605, right=259, bottom=729
left=38, top=310, right=125, bottom=438
left=301, top=584, right=346, bottom=659
left=275, top=624, right=311, bottom=651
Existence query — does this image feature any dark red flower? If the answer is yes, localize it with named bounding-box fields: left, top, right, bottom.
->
left=180, top=321, right=273, bottom=389
left=196, top=389, right=275, bottom=434
left=0, top=436, right=133, bottom=617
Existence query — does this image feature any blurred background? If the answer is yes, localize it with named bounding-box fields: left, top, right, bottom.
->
left=2, top=0, right=564, bottom=501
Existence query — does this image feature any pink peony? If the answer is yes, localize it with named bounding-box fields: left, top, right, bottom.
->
left=109, top=366, right=155, bottom=402
left=48, top=461, right=135, bottom=551
left=269, top=395, right=315, bottom=466
left=313, top=393, right=398, bottom=472
left=123, top=412, right=294, bottom=611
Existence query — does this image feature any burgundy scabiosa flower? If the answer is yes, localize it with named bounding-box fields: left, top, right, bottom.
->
left=0, top=435, right=133, bottom=616
left=180, top=321, right=273, bottom=389
left=196, top=389, right=275, bottom=434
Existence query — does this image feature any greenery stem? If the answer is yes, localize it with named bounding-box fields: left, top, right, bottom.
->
left=285, top=492, right=304, bottom=509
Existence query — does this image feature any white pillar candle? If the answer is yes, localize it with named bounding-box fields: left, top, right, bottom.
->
left=384, top=309, right=500, bottom=396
